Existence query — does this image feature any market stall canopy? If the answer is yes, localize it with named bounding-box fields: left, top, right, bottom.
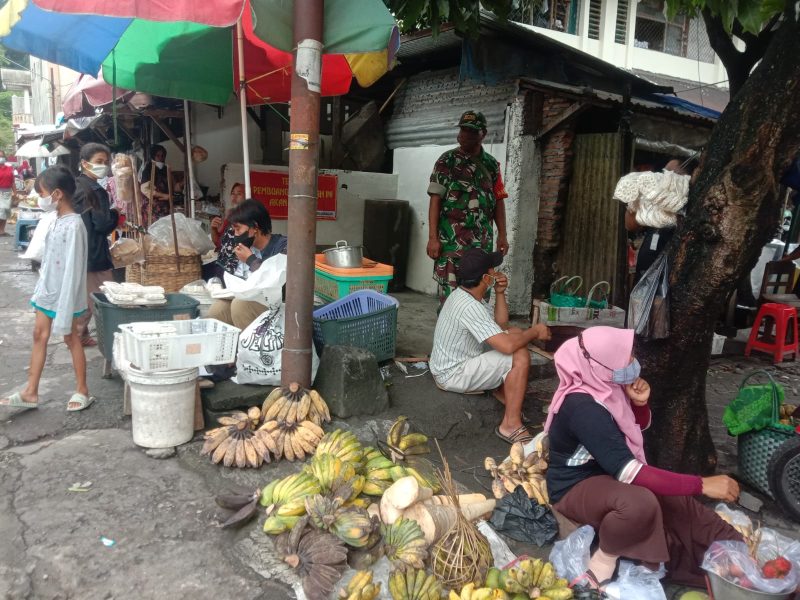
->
left=16, top=139, right=69, bottom=158
left=62, top=70, right=133, bottom=118
left=0, top=0, right=399, bottom=105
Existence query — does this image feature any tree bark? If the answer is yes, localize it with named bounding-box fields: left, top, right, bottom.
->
left=640, top=11, right=800, bottom=474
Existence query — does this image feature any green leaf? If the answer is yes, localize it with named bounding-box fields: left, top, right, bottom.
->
left=736, top=0, right=765, bottom=34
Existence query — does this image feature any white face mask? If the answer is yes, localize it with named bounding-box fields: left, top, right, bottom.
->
left=0, top=158, right=6, bottom=165
left=85, top=161, right=108, bottom=179
left=154, top=161, right=165, bottom=169
left=38, top=194, right=56, bottom=212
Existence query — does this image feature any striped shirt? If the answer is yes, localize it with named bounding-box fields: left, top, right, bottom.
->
left=430, top=287, right=503, bottom=383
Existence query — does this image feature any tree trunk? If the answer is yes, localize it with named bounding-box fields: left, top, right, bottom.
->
left=640, top=12, right=800, bottom=474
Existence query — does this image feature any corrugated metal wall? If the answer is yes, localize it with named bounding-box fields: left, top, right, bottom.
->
left=386, top=69, right=517, bottom=149
left=557, top=133, right=624, bottom=304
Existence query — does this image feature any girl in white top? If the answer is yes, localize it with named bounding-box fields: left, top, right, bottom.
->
left=1, top=167, right=94, bottom=412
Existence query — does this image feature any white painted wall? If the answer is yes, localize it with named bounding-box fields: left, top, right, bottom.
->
left=220, top=163, right=398, bottom=247
left=187, top=101, right=262, bottom=197
left=392, top=139, right=508, bottom=297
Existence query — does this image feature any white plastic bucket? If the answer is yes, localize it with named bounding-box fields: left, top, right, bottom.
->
left=127, top=366, right=198, bottom=448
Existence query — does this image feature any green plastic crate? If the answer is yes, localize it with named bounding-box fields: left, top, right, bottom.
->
left=314, top=268, right=392, bottom=302
left=92, top=292, right=200, bottom=361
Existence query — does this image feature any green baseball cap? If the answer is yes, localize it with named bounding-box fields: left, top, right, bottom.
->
left=457, top=110, right=487, bottom=131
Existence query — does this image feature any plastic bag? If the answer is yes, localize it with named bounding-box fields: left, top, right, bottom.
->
left=628, top=253, right=670, bottom=339
left=549, top=524, right=593, bottom=582
left=109, top=237, right=144, bottom=268
left=702, top=540, right=800, bottom=594
left=489, top=487, right=558, bottom=547
left=21, top=211, right=57, bottom=262
left=148, top=213, right=214, bottom=255
left=234, top=302, right=319, bottom=386
left=223, top=254, right=287, bottom=306
left=614, top=561, right=666, bottom=600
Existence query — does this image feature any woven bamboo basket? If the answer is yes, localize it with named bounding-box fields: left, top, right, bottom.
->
left=126, top=254, right=202, bottom=292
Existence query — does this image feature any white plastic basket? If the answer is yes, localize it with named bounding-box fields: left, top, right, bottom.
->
left=119, top=318, right=241, bottom=372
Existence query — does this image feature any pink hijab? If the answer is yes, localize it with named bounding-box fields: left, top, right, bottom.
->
left=543, top=326, right=647, bottom=464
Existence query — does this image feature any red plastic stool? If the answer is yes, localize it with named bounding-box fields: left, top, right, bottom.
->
left=745, top=303, right=799, bottom=363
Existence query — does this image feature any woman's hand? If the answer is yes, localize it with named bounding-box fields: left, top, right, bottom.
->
left=210, top=216, right=223, bottom=231
left=234, top=244, right=253, bottom=262
left=701, top=475, right=740, bottom=502
left=626, top=377, right=651, bottom=406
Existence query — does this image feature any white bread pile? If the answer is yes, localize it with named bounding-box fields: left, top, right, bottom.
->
left=614, top=169, right=690, bottom=229
left=101, top=281, right=166, bottom=305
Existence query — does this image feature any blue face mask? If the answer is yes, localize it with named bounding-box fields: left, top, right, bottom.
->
left=611, top=359, right=641, bottom=385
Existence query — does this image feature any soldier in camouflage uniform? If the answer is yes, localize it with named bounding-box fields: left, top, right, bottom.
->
left=427, top=110, right=509, bottom=305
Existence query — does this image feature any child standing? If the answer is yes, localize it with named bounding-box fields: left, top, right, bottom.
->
left=1, top=167, right=94, bottom=412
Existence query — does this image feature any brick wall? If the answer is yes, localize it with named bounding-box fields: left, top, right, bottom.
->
left=532, top=96, right=577, bottom=299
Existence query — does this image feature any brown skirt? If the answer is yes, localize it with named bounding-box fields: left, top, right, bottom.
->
left=554, top=475, right=742, bottom=587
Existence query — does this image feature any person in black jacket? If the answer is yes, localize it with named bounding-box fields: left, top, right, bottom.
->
left=73, top=143, right=121, bottom=346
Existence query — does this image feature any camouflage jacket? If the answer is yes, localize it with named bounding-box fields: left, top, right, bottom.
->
left=427, top=147, right=507, bottom=290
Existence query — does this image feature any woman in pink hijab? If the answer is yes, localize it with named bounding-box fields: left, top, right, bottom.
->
left=545, top=326, right=741, bottom=591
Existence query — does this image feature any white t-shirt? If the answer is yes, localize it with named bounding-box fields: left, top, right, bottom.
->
left=430, top=287, right=504, bottom=383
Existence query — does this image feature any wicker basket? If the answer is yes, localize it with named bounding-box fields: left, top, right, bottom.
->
left=126, top=254, right=202, bottom=293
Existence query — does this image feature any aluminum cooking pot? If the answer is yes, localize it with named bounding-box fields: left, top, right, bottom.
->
left=323, top=240, right=364, bottom=268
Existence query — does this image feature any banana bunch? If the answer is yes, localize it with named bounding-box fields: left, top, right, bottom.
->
left=201, top=409, right=269, bottom=468
left=485, top=440, right=549, bottom=504
left=498, top=559, right=572, bottom=600
left=261, top=472, right=322, bottom=534
left=275, top=516, right=349, bottom=600
left=339, top=570, right=382, bottom=600
left=381, top=517, right=429, bottom=570
left=307, top=453, right=357, bottom=494
left=448, top=584, right=508, bottom=600
left=262, top=382, right=332, bottom=427
left=386, top=417, right=430, bottom=457
left=388, top=568, right=443, bottom=600
left=780, top=403, right=798, bottom=425
left=305, top=493, right=374, bottom=547
left=362, top=447, right=396, bottom=496
left=385, top=417, right=441, bottom=493
left=316, top=429, right=366, bottom=471
left=258, top=419, right=325, bottom=462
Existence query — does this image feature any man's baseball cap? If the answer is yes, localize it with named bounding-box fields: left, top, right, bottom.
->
left=458, top=248, right=503, bottom=281
left=457, top=110, right=487, bottom=131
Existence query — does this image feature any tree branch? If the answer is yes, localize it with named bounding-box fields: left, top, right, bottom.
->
left=701, top=8, right=742, bottom=69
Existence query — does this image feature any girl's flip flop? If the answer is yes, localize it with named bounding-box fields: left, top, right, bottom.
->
left=67, top=393, right=95, bottom=412
left=0, top=392, right=38, bottom=411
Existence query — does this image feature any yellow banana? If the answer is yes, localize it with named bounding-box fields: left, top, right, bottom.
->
left=398, top=433, right=428, bottom=450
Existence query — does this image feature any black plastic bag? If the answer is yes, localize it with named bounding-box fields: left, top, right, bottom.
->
left=627, top=253, right=670, bottom=339
left=489, top=486, right=558, bottom=546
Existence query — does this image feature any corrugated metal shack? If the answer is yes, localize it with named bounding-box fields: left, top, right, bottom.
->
left=385, top=15, right=719, bottom=314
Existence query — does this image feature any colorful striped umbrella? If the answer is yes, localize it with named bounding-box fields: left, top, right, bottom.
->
left=0, top=0, right=399, bottom=105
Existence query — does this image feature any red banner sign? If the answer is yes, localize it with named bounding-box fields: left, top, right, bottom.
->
left=249, top=171, right=337, bottom=220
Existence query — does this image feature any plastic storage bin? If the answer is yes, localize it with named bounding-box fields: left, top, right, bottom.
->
left=92, top=292, right=200, bottom=361
left=312, top=290, right=399, bottom=362
left=119, top=318, right=240, bottom=372
left=314, top=254, right=393, bottom=302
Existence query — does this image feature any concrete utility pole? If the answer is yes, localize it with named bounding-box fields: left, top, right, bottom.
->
left=282, top=0, right=324, bottom=386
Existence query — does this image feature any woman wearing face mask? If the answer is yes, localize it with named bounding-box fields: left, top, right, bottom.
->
left=544, top=327, right=741, bottom=592
left=211, top=182, right=247, bottom=277
left=138, top=144, right=171, bottom=225
left=207, top=199, right=286, bottom=329
left=72, top=143, right=121, bottom=347
left=1, top=167, right=94, bottom=412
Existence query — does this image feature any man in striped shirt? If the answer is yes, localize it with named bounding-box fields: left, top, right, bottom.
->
left=430, top=249, right=551, bottom=444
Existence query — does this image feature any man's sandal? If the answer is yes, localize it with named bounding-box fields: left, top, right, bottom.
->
left=0, top=392, right=38, bottom=411
left=494, top=425, right=534, bottom=444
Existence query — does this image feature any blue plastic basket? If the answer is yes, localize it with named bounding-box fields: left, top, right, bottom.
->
left=312, top=290, right=399, bottom=362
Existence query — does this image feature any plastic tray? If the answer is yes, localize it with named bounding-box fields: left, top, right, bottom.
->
left=119, top=318, right=240, bottom=372
left=312, top=290, right=399, bottom=362
left=92, top=292, right=200, bottom=361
